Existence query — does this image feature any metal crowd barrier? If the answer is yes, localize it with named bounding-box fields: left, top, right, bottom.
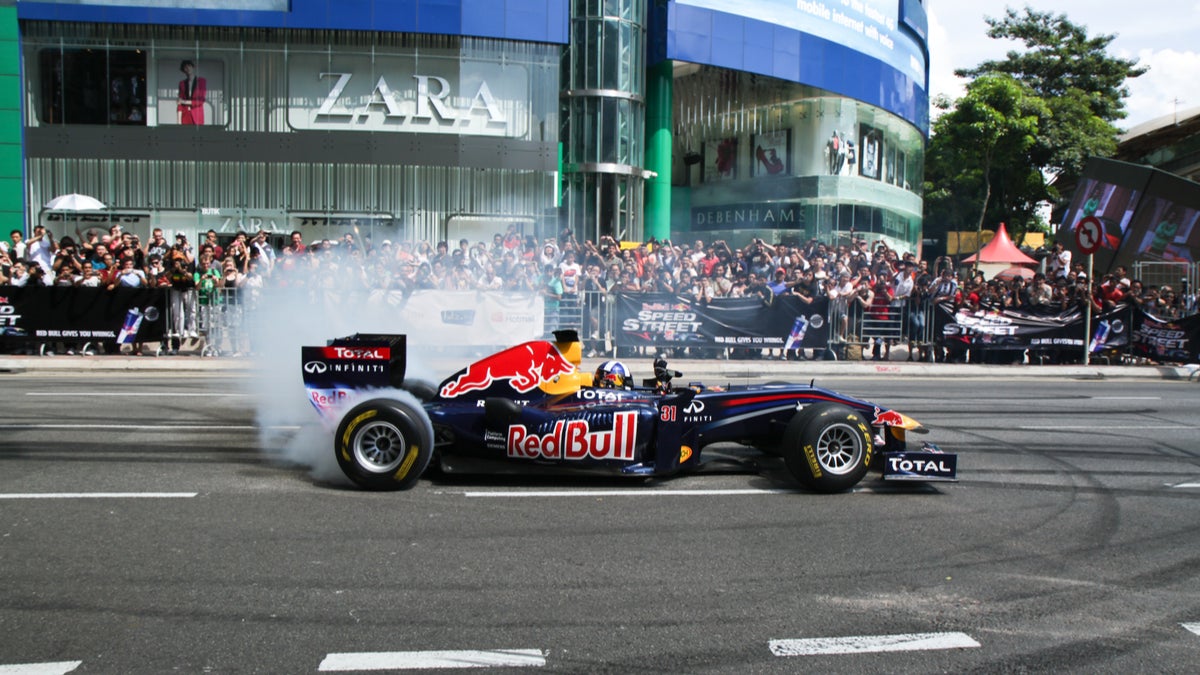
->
left=160, top=287, right=251, bottom=356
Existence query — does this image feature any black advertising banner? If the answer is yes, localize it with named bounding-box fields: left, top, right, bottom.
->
left=613, top=293, right=829, bottom=349
left=1130, top=311, right=1200, bottom=363
left=0, top=286, right=169, bottom=344
left=933, top=302, right=1199, bottom=358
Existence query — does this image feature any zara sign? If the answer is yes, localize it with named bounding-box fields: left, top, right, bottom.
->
left=287, top=52, right=530, bottom=137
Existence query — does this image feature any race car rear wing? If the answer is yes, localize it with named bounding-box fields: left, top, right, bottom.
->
left=301, top=334, right=407, bottom=415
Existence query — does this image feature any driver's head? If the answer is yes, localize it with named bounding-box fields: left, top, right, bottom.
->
left=594, top=360, right=631, bottom=389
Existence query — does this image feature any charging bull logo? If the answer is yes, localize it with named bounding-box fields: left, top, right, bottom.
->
left=872, top=406, right=906, bottom=427
left=507, top=411, right=637, bottom=461
left=440, top=342, right=577, bottom=398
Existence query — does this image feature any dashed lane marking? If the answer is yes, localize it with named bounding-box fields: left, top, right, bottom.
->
left=0, top=424, right=298, bottom=431
left=460, top=488, right=797, bottom=498
left=1183, top=623, right=1200, bottom=636
left=0, top=493, right=197, bottom=500
left=25, top=392, right=249, bottom=397
left=0, top=661, right=82, bottom=674
left=1019, top=425, right=1200, bottom=431
left=318, top=650, right=546, bottom=671
left=769, top=632, right=981, bottom=656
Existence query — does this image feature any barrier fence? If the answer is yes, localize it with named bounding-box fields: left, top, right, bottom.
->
left=2, top=286, right=1198, bottom=365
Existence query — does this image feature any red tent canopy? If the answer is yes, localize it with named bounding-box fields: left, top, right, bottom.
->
left=962, top=222, right=1038, bottom=264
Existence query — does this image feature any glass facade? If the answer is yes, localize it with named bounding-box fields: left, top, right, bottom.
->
left=560, top=0, right=646, bottom=243
left=670, top=66, right=925, bottom=252
left=13, top=0, right=928, bottom=253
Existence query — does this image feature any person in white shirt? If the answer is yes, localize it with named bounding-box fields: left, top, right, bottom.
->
left=27, top=225, right=57, bottom=279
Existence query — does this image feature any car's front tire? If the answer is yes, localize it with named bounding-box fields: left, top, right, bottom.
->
left=335, top=398, right=433, bottom=490
left=783, top=403, right=873, bottom=493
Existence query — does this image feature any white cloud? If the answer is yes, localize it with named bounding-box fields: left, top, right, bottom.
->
left=927, top=1, right=1200, bottom=128
left=1122, top=48, right=1200, bottom=128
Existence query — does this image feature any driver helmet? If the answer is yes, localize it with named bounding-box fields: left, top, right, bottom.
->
left=594, top=360, right=631, bottom=389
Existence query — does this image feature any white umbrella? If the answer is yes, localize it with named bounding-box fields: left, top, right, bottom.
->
left=44, top=193, right=107, bottom=211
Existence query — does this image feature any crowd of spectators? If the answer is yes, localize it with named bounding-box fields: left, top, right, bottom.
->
left=2, top=222, right=1196, bottom=359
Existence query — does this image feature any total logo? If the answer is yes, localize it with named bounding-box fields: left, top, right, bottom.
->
left=507, top=411, right=637, bottom=461
left=318, top=346, right=389, bottom=360
left=887, top=456, right=954, bottom=474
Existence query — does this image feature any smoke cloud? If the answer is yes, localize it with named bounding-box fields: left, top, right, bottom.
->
left=232, top=286, right=450, bottom=486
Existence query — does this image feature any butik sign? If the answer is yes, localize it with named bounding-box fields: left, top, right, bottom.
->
left=288, top=52, right=529, bottom=137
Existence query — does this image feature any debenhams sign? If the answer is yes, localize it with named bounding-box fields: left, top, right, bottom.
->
left=287, top=53, right=529, bottom=137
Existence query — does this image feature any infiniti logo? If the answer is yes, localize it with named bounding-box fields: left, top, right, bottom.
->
left=684, top=400, right=705, bottom=414
left=304, top=361, right=328, bottom=374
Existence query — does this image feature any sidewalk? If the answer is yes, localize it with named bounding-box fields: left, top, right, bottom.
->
left=1, top=346, right=1196, bottom=380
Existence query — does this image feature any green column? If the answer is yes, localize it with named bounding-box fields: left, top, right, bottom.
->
left=0, top=4, right=22, bottom=235
left=643, top=59, right=672, bottom=242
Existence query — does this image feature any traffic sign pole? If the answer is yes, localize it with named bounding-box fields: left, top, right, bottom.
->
left=1083, top=253, right=1093, bottom=366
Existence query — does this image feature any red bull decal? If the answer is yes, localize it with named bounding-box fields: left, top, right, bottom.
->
left=440, top=342, right=576, bottom=398
left=507, top=411, right=637, bottom=461
left=872, top=406, right=905, bottom=427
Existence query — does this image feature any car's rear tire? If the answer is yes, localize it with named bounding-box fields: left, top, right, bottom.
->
left=335, top=398, right=433, bottom=490
left=784, top=402, right=873, bottom=493
left=401, top=379, right=438, bottom=402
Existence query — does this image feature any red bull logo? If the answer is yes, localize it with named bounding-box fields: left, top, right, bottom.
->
left=439, top=342, right=577, bottom=398
left=872, top=406, right=906, bottom=427
left=507, top=411, right=637, bottom=461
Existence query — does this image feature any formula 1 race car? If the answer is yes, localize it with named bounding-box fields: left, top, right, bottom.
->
left=300, top=331, right=956, bottom=493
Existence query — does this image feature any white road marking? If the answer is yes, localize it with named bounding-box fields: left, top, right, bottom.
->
left=1089, top=396, right=1162, bottom=400
left=1183, top=622, right=1200, bottom=636
left=26, top=392, right=249, bottom=397
left=0, top=424, right=298, bottom=431
left=769, top=632, right=981, bottom=656
left=0, top=661, right=82, bottom=674
left=0, top=493, right=197, bottom=500
left=1019, top=425, right=1200, bottom=431
left=460, top=488, right=797, bottom=498
left=1172, top=483, right=1200, bottom=489
left=318, top=650, right=545, bottom=671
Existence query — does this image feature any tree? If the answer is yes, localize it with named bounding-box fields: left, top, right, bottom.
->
left=922, top=74, right=1048, bottom=257
left=956, top=8, right=1146, bottom=194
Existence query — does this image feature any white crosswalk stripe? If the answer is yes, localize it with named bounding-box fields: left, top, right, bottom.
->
left=318, top=650, right=546, bottom=671
left=770, top=632, right=981, bottom=656
left=0, top=662, right=82, bottom=675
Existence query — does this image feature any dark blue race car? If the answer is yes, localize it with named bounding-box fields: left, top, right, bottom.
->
left=301, top=331, right=956, bottom=493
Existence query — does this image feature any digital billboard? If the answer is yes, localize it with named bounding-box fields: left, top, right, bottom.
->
left=1059, top=158, right=1200, bottom=273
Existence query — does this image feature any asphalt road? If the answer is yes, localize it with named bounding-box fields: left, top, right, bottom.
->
left=2, top=373, right=1199, bottom=674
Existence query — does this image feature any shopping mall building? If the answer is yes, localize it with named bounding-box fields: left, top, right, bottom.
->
left=0, top=0, right=929, bottom=251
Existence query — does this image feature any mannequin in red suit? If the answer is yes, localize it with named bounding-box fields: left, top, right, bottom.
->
left=177, top=60, right=207, bottom=125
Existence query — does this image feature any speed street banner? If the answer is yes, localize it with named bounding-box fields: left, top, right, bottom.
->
left=613, top=293, right=830, bottom=349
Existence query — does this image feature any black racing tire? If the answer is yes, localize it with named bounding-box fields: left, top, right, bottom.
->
left=334, top=398, right=433, bottom=491
left=783, top=402, right=873, bottom=493
left=401, top=379, right=438, bottom=402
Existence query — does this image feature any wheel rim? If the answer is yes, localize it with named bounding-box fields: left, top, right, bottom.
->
left=353, top=420, right=408, bottom=474
left=815, top=422, right=865, bottom=475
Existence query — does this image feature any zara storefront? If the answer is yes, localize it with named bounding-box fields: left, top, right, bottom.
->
left=10, top=0, right=929, bottom=251
left=16, top=0, right=564, bottom=248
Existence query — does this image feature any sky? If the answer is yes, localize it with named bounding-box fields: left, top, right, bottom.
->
left=926, top=1, right=1200, bottom=131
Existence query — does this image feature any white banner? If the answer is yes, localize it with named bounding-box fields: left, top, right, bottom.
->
left=365, top=290, right=544, bottom=346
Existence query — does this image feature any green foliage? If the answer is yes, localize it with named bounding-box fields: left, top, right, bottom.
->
left=925, top=7, right=1146, bottom=249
